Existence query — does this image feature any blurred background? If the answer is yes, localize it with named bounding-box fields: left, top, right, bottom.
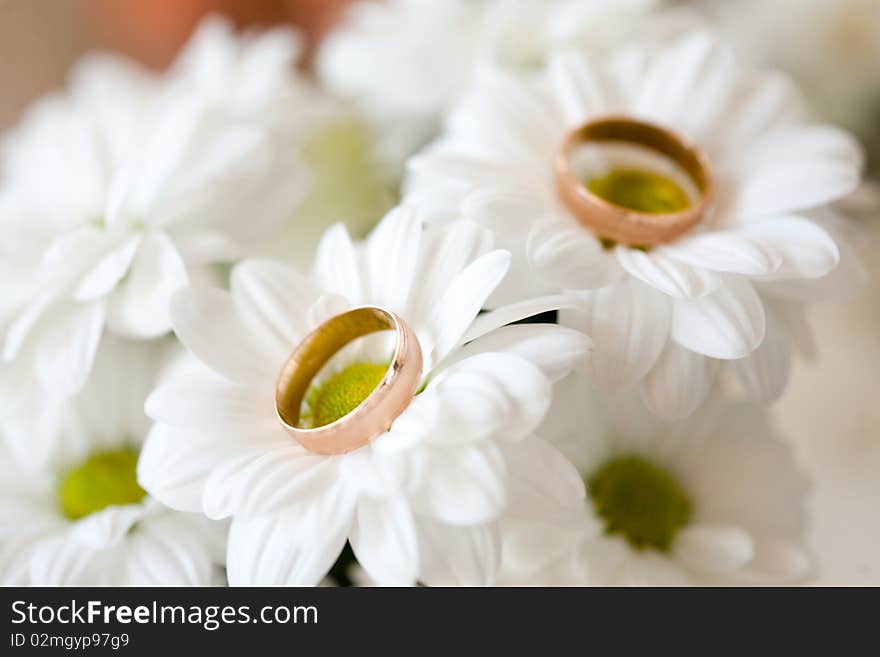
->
left=0, top=0, right=877, bottom=584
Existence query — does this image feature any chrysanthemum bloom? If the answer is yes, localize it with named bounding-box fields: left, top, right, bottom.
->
left=406, top=32, right=865, bottom=419
left=139, top=206, right=590, bottom=585
left=0, top=24, right=307, bottom=404
left=317, top=0, right=694, bottom=157
left=715, top=0, right=880, bottom=174
left=0, top=339, right=225, bottom=585
left=173, top=17, right=397, bottom=265
left=499, top=375, right=811, bottom=585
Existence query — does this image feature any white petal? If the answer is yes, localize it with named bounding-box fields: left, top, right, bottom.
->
left=74, top=234, right=142, bottom=301
left=640, top=342, right=718, bottom=420
left=145, top=365, right=274, bottom=428
left=709, top=72, right=803, bottom=152
left=746, top=216, right=840, bottom=280
left=517, top=375, right=610, bottom=479
left=406, top=151, right=512, bottom=188
left=28, top=537, right=106, bottom=585
left=201, top=446, right=338, bottom=519
left=0, top=388, right=68, bottom=470
left=69, top=503, right=146, bottom=549
left=307, top=292, right=353, bottom=328
left=500, top=519, right=589, bottom=585
left=373, top=396, right=439, bottom=455
left=0, top=540, right=40, bottom=585
left=500, top=436, right=585, bottom=519
left=460, top=294, right=578, bottom=344
left=771, top=301, right=816, bottom=359
left=415, top=373, right=511, bottom=446
left=759, top=238, right=865, bottom=303
left=731, top=125, right=863, bottom=217
left=3, top=291, right=55, bottom=361
left=39, top=225, right=105, bottom=270
left=417, top=519, right=500, bottom=586
left=660, top=230, right=782, bottom=276
left=633, top=32, right=735, bottom=137
left=527, top=216, right=622, bottom=292
left=350, top=497, right=419, bottom=586
left=414, top=443, right=507, bottom=526
left=426, top=352, right=552, bottom=444
left=670, top=277, right=765, bottom=359
left=138, top=422, right=285, bottom=514
left=169, top=286, right=280, bottom=385
left=173, top=230, right=241, bottom=264
left=462, top=187, right=544, bottom=235
left=136, top=424, right=214, bottom=513
left=546, top=49, right=609, bottom=124
left=226, top=485, right=354, bottom=585
left=616, top=245, right=721, bottom=298
left=458, top=67, right=562, bottom=162
left=406, top=220, right=493, bottom=328
left=124, top=513, right=222, bottom=586
left=338, top=448, right=413, bottom=499
left=457, top=324, right=591, bottom=383
left=560, top=278, right=670, bottom=391
left=733, top=321, right=791, bottom=403
left=366, top=205, right=421, bottom=315
left=230, top=259, right=317, bottom=353
left=106, top=231, right=188, bottom=338
left=422, top=249, right=510, bottom=365
left=312, top=223, right=363, bottom=304
left=35, top=300, right=107, bottom=396
left=746, top=539, right=811, bottom=582
left=674, top=523, right=754, bottom=573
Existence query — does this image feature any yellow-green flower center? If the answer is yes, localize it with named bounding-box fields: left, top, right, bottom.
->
left=588, top=455, right=691, bottom=552
left=58, top=448, right=146, bottom=520
left=299, top=119, right=396, bottom=238
left=587, top=169, right=691, bottom=214
left=308, top=362, right=389, bottom=427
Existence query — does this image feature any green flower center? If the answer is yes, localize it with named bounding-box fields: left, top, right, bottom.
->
left=307, top=362, right=389, bottom=427
left=58, top=448, right=146, bottom=520
left=587, top=169, right=691, bottom=214
left=300, top=120, right=396, bottom=237
left=588, top=455, right=691, bottom=552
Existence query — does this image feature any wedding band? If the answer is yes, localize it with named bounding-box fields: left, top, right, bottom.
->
left=275, top=306, right=423, bottom=455
left=555, top=116, right=714, bottom=245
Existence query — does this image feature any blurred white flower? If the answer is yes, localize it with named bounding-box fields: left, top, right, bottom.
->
left=500, top=375, right=811, bottom=585
left=0, top=338, right=225, bottom=585
left=172, top=17, right=398, bottom=266
left=265, top=116, right=398, bottom=267
left=0, top=24, right=308, bottom=402
left=711, top=0, right=880, bottom=172
left=407, top=32, right=865, bottom=419
left=139, top=205, right=589, bottom=586
left=317, top=0, right=695, bottom=157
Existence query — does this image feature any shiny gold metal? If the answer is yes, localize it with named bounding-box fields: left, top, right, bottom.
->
left=556, top=116, right=714, bottom=246
left=275, top=306, right=423, bottom=455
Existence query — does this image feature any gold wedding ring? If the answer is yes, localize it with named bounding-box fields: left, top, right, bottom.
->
left=275, top=306, right=423, bottom=455
left=555, top=116, right=714, bottom=245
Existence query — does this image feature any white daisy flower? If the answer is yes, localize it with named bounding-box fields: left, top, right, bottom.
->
left=171, top=15, right=397, bottom=266
left=139, top=205, right=590, bottom=586
left=406, top=32, right=866, bottom=418
left=0, top=338, right=225, bottom=585
left=711, top=0, right=880, bottom=173
left=0, top=26, right=307, bottom=403
left=317, top=0, right=694, bottom=157
left=500, top=375, right=811, bottom=585
left=167, top=15, right=312, bottom=134
left=268, top=115, right=398, bottom=267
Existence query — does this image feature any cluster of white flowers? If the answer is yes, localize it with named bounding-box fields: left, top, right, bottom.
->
left=0, top=2, right=866, bottom=586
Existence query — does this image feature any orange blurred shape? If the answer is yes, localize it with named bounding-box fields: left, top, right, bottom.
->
left=84, top=0, right=355, bottom=69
